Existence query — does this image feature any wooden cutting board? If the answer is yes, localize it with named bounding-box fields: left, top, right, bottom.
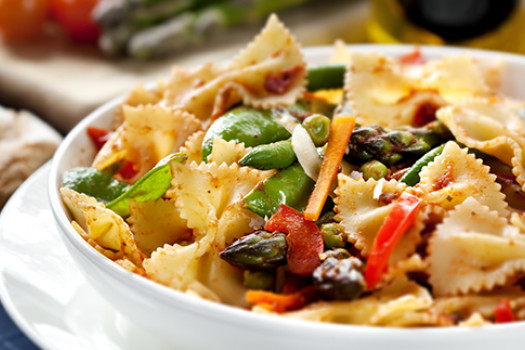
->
left=0, top=0, right=368, bottom=134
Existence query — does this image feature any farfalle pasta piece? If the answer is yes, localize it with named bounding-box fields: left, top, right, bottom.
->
left=208, top=137, right=250, bottom=166
left=427, top=197, right=525, bottom=296
left=345, top=51, right=444, bottom=129
left=127, top=198, right=192, bottom=257
left=178, top=130, right=205, bottom=164
left=60, top=188, right=144, bottom=266
left=214, top=201, right=264, bottom=250
left=334, top=175, right=413, bottom=259
left=92, top=105, right=201, bottom=182
left=345, top=51, right=495, bottom=129
left=162, top=14, right=306, bottom=121
left=168, top=161, right=270, bottom=234
left=416, top=141, right=508, bottom=217
left=194, top=249, right=247, bottom=306
left=144, top=200, right=258, bottom=303
left=432, top=286, right=525, bottom=321
left=420, top=54, right=491, bottom=102
left=437, top=103, right=525, bottom=191
left=143, top=220, right=217, bottom=290
left=280, top=276, right=434, bottom=326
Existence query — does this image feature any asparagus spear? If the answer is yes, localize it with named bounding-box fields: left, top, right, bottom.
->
left=312, top=251, right=366, bottom=300
left=219, top=230, right=288, bottom=271
left=93, top=0, right=218, bottom=55
left=344, top=121, right=453, bottom=166
left=127, top=0, right=309, bottom=58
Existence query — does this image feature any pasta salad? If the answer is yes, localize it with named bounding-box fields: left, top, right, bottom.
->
left=60, top=15, right=525, bottom=327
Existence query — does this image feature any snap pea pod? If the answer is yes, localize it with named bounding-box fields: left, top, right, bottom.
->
left=107, top=153, right=187, bottom=217
left=62, top=167, right=130, bottom=204
left=239, top=139, right=296, bottom=170
left=244, top=163, right=314, bottom=218
left=306, top=64, right=346, bottom=91
left=201, top=106, right=291, bottom=162
left=399, top=143, right=446, bottom=186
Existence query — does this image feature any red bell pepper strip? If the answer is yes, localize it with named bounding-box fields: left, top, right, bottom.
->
left=265, top=204, right=323, bottom=276
left=364, top=192, right=422, bottom=289
left=86, top=126, right=111, bottom=151
left=494, top=298, right=515, bottom=323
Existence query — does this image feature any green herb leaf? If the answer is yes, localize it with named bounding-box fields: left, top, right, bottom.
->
left=62, top=167, right=130, bottom=204
left=107, top=153, right=187, bottom=217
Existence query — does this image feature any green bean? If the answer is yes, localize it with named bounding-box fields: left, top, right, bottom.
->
left=244, top=163, right=314, bottom=218
left=202, top=106, right=290, bottom=162
left=302, top=114, right=331, bottom=146
left=239, top=140, right=296, bottom=170
left=306, top=64, right=346, bottom=91
left=400, top=143, right=447, bottom=186
left=359, top=160, right=388, bottom=181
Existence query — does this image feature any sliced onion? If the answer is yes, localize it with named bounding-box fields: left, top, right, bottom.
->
left=373, top=178, right=385, bottom=200
left=279, top=114, right=299, bottom=134
left=350, top=170, right=363, bottom=180
left=291, top=125, right=322, bottom=181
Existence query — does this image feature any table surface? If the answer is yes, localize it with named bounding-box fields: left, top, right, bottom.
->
left=0, top=302, right=39, bottom=350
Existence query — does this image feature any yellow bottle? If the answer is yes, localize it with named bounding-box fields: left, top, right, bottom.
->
left=368, top=0, right=525, bottom=53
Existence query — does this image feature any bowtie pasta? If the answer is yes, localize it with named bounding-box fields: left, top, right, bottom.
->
left=61, top=14, right=525, bottom=327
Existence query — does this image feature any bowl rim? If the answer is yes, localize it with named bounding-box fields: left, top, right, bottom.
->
left=48, top=44, right=525, bottom=339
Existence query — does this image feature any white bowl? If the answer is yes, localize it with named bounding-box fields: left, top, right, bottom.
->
left=49, top=45, right=525, bottom=350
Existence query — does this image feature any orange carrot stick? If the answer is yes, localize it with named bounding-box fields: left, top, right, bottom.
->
left=304, top=115, right=355, bottom=221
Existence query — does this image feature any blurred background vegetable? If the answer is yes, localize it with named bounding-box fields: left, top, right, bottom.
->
left=0, top=0, right=50, bottom=41
left=51, top=0, right=101, bottom=43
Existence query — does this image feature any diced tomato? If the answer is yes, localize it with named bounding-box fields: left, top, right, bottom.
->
left=398, top=48, right=425, bottom=65
left=364, top=192, right=422, bottom=289
left=413, top=101, right=439, bottom=126
left=494, top=298, right=515, bottom=323
left=265, top=205, right=323, bottom=276
left=86, top=126, right=111, bottom=150
left=118, top=160, right=139, bottom=180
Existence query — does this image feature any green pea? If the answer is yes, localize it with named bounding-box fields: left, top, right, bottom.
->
left=239, top=140, right=296, bottom=170
left=321, top=223, right=346, bottom=249
left=302, top=114, right=331, bottom=146
left=359, top=160, right=388, bottom=181
left=201, top=106, right=290, bottom=162
left=244, top=163, right=314, bottom=218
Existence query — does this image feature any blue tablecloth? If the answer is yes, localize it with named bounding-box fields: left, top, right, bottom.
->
left=0, top=301, right=39, bottom=350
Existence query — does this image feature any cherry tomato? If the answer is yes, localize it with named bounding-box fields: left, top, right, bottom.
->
left=50, top=0, right=100, bottom=43
left=0, top=0, right=50, bottom=41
